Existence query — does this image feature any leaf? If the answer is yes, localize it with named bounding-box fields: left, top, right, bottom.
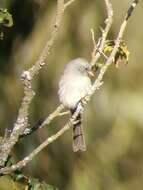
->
left=0, top=8, right=13, bottom=27
left=28, top=177, right=58, bottom=190
left=0, top=173, right=58, bottom=190
left=104, top=40, right=130, bottom=68
left=0, top=175, right=26, bottom=190
left=0, top=8, right=13, bottom=39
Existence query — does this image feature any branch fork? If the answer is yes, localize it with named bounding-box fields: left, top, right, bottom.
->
left=0, top=0, right=139, bottom=174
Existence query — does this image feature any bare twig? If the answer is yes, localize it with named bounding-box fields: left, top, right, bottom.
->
left=0, top=104, right=82, bottom=174
left=90, top=0, right=139, bottom=95
left=90, top=28, right=96, bottom=48
left=91, top=0, right=113, bottom=66
left=90, top=29, right=109, bottom=61
left=64, top=0, right=76, bottom=9
left=125, top=0, right=139, bottom=21
left=20, top=105, right=64, bottom=138
left=0, top=0, right=65, bottom=167
left=0, top=122, right=72, bottom=174
left=0, top=0, right=139, bottom=174
left=0, top=0, right=112, bottom=173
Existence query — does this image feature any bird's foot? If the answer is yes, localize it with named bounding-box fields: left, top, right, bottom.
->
left=81, top=96, right=89, bottom=106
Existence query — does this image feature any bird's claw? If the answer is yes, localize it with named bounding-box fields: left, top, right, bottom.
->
left=81, top=97, right=89, bottom=106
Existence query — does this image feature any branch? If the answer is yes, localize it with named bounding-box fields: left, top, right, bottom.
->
left=89, top=0, right=139, bottom=97
left=125, top=0, right=139, bottom=21
left=0, top=0, right=112, bottom=174
left=91, top=0, right=113, bottom=66
left=0, top=0, right=65, bottom=167
left=0, top=0, right=139, bottom=174
left=64, top=0, right=76, bottom=9
left=0, top=103, right=82, bottom=174
left=20, top=105, right=64, bottom=138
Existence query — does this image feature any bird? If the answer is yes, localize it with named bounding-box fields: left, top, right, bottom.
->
left=58, top=58, right=94, bottom=152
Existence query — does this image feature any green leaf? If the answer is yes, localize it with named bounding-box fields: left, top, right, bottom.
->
left=28, top=177, right=59, bottom=190
left=0, top=174, right=59, bottom=190
left=104, top=40, right=130, bottom=68
left=0, top=8, right=13, bottom=27
left=0, top=8, right=13, bottom=39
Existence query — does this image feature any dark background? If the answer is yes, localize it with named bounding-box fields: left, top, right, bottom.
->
left=0, top=0, right=143, bottom=189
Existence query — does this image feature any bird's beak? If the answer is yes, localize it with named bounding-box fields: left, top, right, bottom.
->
left=87, top=70, right=95, bottom=78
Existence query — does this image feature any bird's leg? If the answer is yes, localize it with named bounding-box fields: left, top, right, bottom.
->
left=76, top=102, right=84, bottom=114
left=80, top=96, right=90, bottom=107
left=71, top=96, right=89, bottom=125
left=71, top=102, right=84, bottom=124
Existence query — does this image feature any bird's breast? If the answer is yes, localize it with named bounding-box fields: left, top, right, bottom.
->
left=58, top=75, right=91, bottom=109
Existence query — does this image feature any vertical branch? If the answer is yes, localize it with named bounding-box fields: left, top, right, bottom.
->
left=125, top=0, right=139, bottom=21
left=0, top=103, right=81, bottom=174
left=0, top=0, right=65, bottom=167
left=64, top=0, right=76, bottom=9
left=91, top=0, right=113, bottom=66
left=28, top=0, right=65, bottom=79
left=0, top=0, right=139, bottom=174
left=91, top=0, right=139, bottom=94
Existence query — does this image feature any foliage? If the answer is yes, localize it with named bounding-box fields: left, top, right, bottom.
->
left=0, top=174, right=58, bottom=190
left=104, top=40, right=130, bottom=67
left=0, top=8, right=13, bottom=39
left=0, top=1, right=142, bottom=190
left=0, top=156, right=58, bottom=190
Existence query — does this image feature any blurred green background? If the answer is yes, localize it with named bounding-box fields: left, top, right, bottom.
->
left=0, top=0, right=143, bottom=189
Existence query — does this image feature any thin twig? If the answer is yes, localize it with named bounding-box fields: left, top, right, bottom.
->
left=64, top=0, right=76, bottom=9
left=0, top=0, right=139, bottom=174
left=20, top=105, right=64, bottom=138
left=89, top=0, right=139, bottom=96
left=91, top=0, right=113, bottom=67
left=0, top=122, right=72, bottom=174
left=0, top=104, right=81, bottom=174
left=125, top=0, right=139, bottom=21
left=90, top=29, right=109, bottom=61
left=0, top=0, right=65, bottom=167
left=0, top=0, right=113, bottom=173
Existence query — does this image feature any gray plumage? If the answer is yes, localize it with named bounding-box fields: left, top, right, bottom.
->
left=58, top=58, right=92, bottom=152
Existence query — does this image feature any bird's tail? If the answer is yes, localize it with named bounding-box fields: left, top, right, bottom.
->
left=72, top=113, right=86, bottom=152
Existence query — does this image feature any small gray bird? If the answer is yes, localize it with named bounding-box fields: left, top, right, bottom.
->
left=58, top=58, right=93, bottom=152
